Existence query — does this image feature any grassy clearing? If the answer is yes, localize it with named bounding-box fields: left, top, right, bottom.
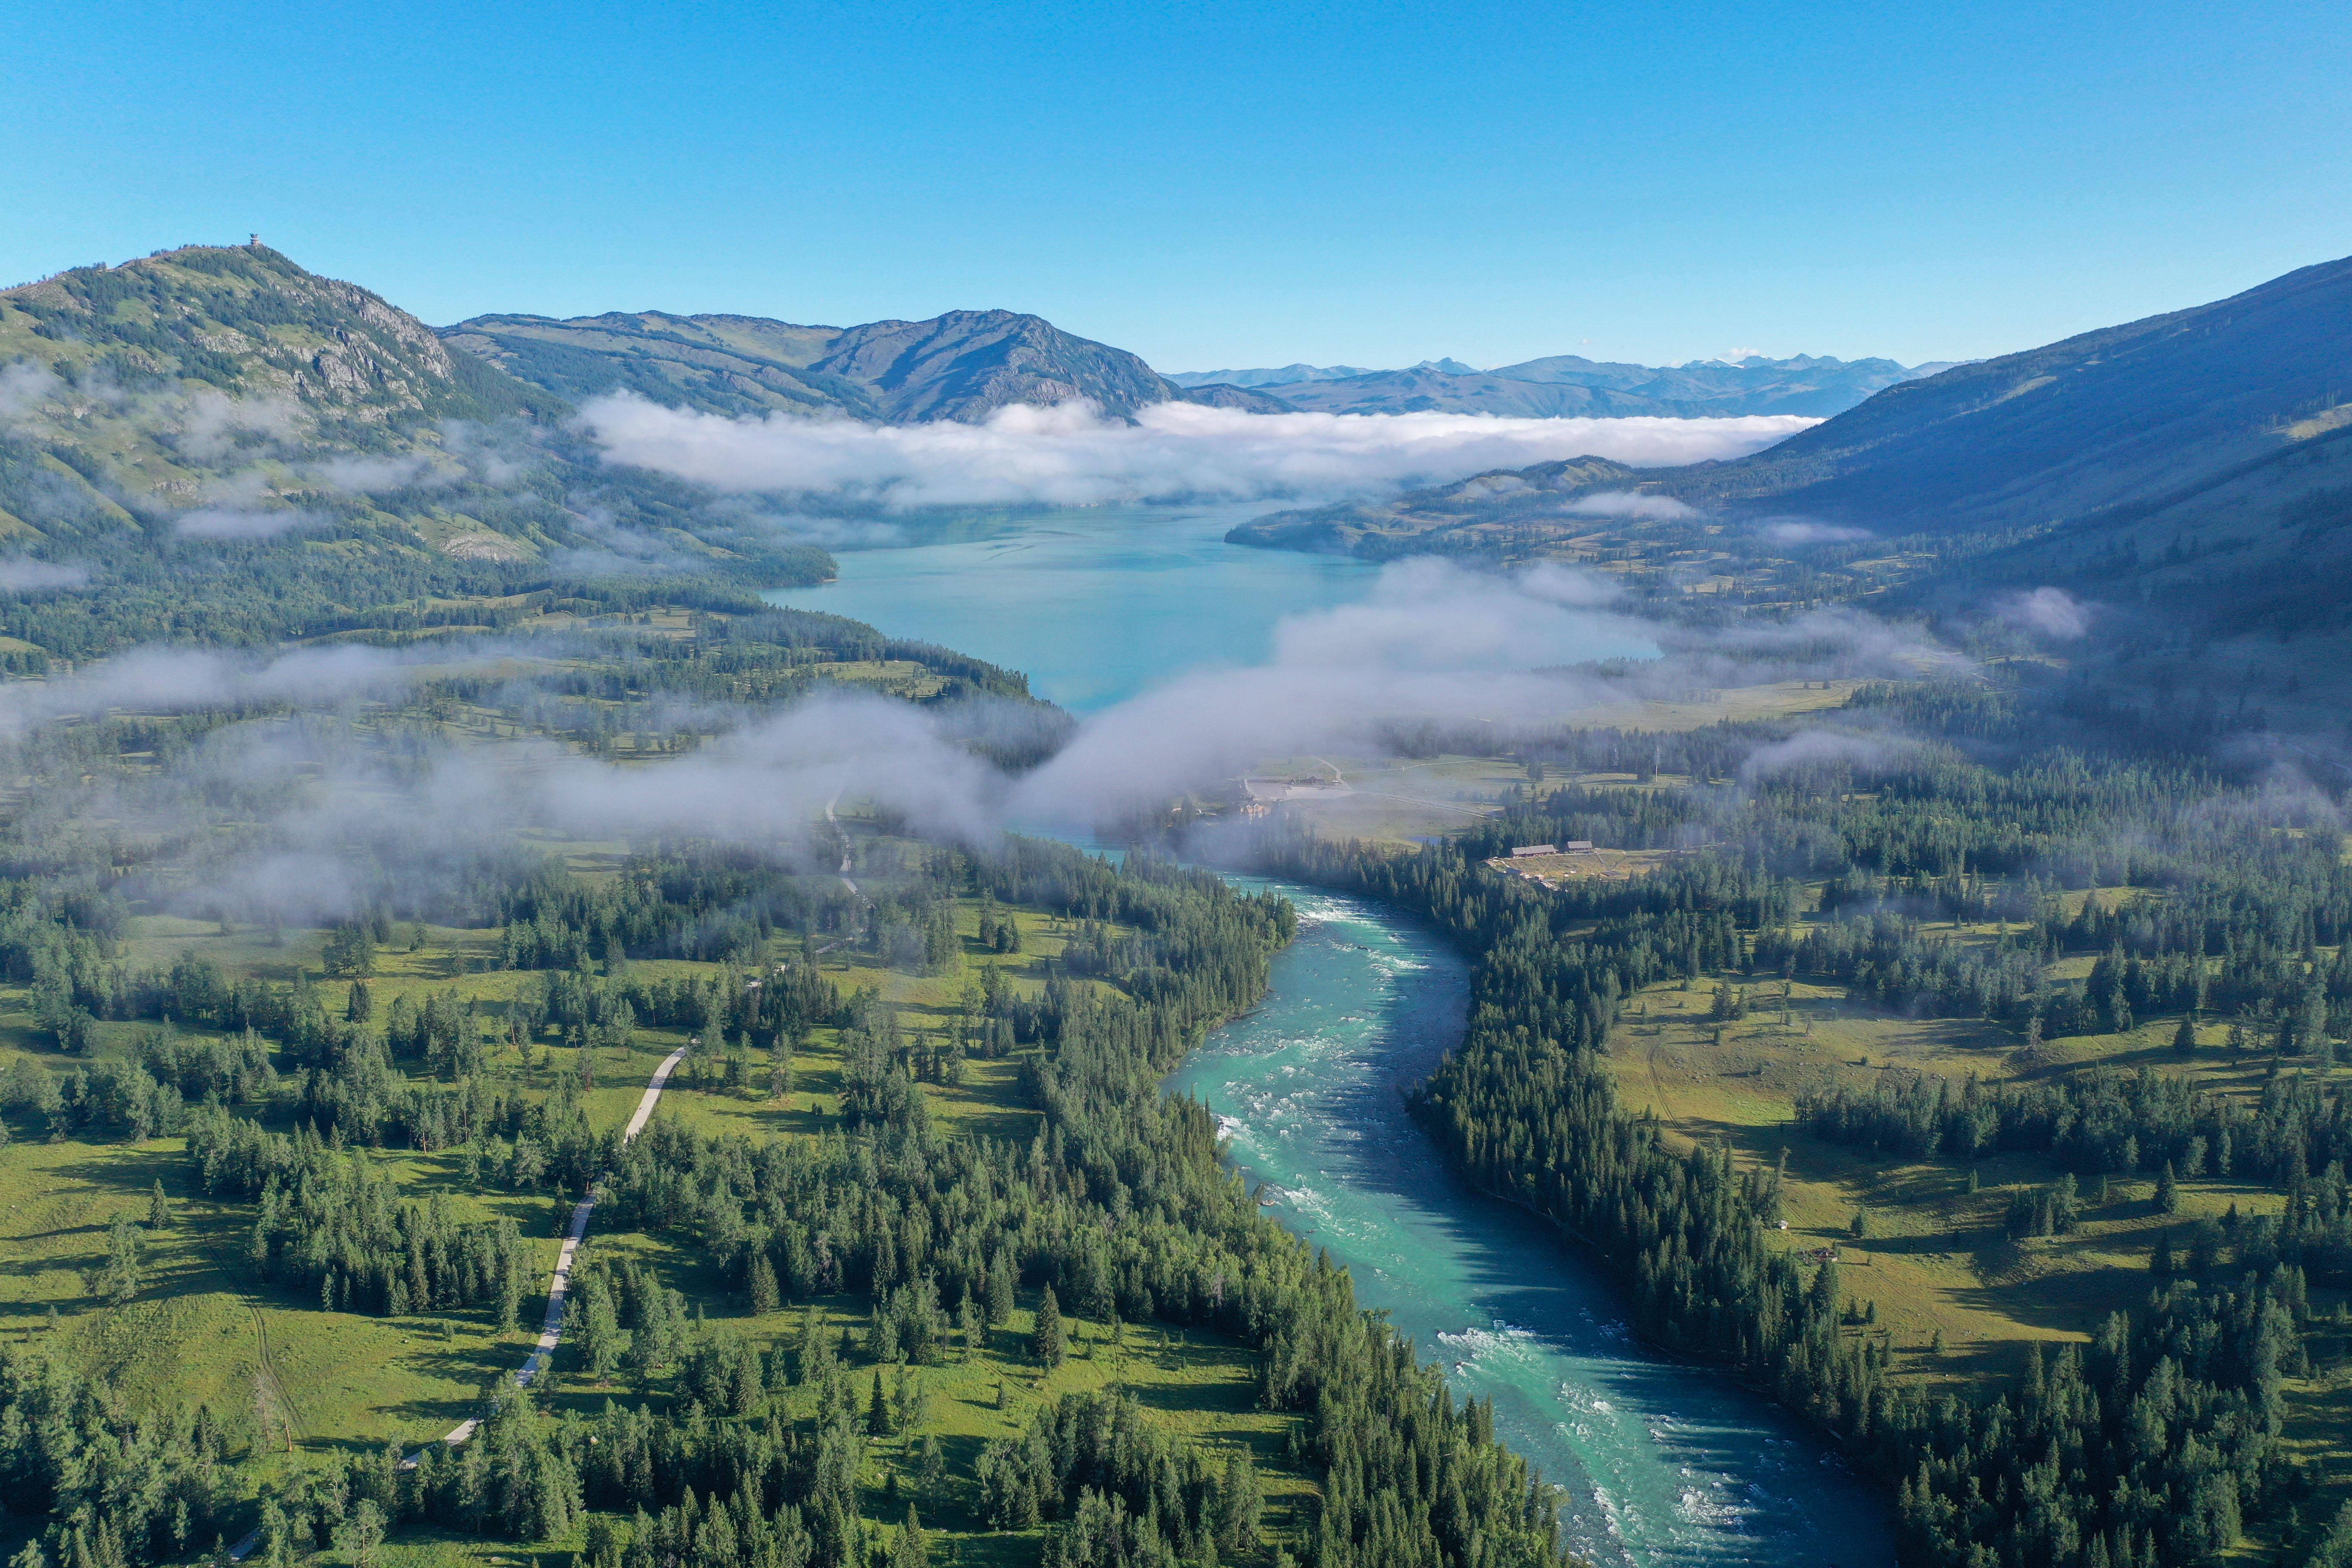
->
left=1601, top=974, right=2324, bottom=1370
left=1549, top=677, right=1872, bottom=733
left=0, top=885, right=1310, bottom=1561
left=1248, top=752, right=1519, bottom=844
left=1600, top=962, right=2352, bottom=1543
left=0, top=1122, right=542, bottom=1471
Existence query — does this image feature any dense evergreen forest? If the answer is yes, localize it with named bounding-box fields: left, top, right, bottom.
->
left=0, top=836, right=1570, bottom=1568
left=1265, top=676, right=2352, bottom=1568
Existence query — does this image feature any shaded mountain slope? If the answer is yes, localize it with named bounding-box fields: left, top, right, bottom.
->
left=1654, top=255, right=2352, bottom=530
left=444, top=307, right=1287, bottom=422
left=1236, top=256, right=2352, bottom=647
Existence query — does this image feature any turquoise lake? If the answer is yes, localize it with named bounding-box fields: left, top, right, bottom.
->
left=774, top=506, right=1893, bottom=1565
left=765, top=504, right=1378, bottom=711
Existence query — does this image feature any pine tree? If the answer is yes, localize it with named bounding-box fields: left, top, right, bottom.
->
left=1032, top=1286, right=1066, bottom=1369
left=984, top=1253, right=1013, bottom=1327
left=91, top=1212, right=142, bottom=1304
left=916, top=1434, right=944, bottom=1513
left=888, top=1506, right=928, bottom=1568
left=747, top=1252, right=780, bottom=1315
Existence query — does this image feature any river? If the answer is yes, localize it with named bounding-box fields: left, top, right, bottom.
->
left=772, top=506, right=1893, bottom=1565
left=1170, top=880, right=1891, bottom=1568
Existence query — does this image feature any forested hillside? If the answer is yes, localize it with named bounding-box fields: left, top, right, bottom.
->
left=1263, top=671, right=2352, bottom=1568
left=0, top=244, right=1583, bottom=1568
left=0, top=245, right=842, bottom=666
left=0, top=829, right=1568, bottom=1568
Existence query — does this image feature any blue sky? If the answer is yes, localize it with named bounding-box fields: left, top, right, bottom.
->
left=5, top=0, right=2346, bottom=372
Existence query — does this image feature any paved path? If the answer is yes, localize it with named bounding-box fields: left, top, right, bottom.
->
left=226, top=1043, right=692, bottom=1556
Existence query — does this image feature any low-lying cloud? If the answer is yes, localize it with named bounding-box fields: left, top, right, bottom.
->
left=1999, top=586, right=2093, bottom=640
left=578, top=394, right=1816, bottom=509
left=0, top=361, right=64, bottom=423
left=1007, top=560, right=1666, bottom=818
left=1758, top=518, right=1874, bottom=545
left=1559, top=491, right=1697, bottom=521
left=175, top=504, right=331, bottom=539
left=0, top=559, right=89, bottom=592
left=0, top=641, right=543, bottom=738
left=4, top=548, right=1987, bottom=923
left=308, top=452, right=450, bottom=494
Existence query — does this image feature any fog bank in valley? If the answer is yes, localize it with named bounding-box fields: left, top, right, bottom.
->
left=3, top=556, right=1982, bottom=925
left=576, top=395, right=1817, bottom=509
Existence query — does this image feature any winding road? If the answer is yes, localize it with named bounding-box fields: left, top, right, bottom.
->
left=226, top=1043, right=691, bottom=1557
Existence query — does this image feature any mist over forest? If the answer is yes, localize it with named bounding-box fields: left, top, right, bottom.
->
left=1, top=229, right=2350, bottom=1568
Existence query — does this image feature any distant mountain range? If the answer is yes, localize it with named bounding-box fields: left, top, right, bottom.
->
left=1233, top=254, right=2352, bottom=655
left=1162, top=363, right=1377, bottom=389
left=443, top=309, right=1287, bottom=424
left=1168, top=352, right=1954, bottom=419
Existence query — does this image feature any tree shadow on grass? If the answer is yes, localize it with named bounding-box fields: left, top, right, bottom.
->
left=1947, top=1253, right=2145, bottom=1340
left=924, top=1432, right=992, bottom=1531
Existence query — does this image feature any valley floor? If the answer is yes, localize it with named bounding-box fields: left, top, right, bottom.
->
left=1601, top=957, right=2352, bottom=1554
left=0, top=884, right=1313, bottom=1566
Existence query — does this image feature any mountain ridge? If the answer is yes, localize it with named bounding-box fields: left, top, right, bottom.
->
left=1228, top=251, right=2352, bottom=658
left=1645, top=254, right=2352, bottom=529
left=1181, top=350, right=1939, bottom=419
left=0, top=242, right=834, bottom=645
left=443, top=307, right=1289, bottom=423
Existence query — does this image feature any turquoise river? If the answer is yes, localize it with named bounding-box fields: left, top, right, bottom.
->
left=773, top=506, right=1894, bottom=1565
left=1168, top=880, right=1890, bottom=1568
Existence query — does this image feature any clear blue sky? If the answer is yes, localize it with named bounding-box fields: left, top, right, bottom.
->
left=4, top=0, right=2346, bottom=372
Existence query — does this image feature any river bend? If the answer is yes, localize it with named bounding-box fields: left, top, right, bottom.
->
left=1168, top=878, right=1892, bottom=1568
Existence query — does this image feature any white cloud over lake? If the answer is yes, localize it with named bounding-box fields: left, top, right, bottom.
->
left=576, top=395, right=1814, bottom=508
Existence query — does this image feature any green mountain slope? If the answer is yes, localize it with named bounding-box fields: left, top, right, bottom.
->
left=0, top=244, right=834, bottom=662
left=0, top=244, right=565, bottom=432
left=443, top=306, right=1288, bottom=422
left=437, top=310, right=861, bottom=418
